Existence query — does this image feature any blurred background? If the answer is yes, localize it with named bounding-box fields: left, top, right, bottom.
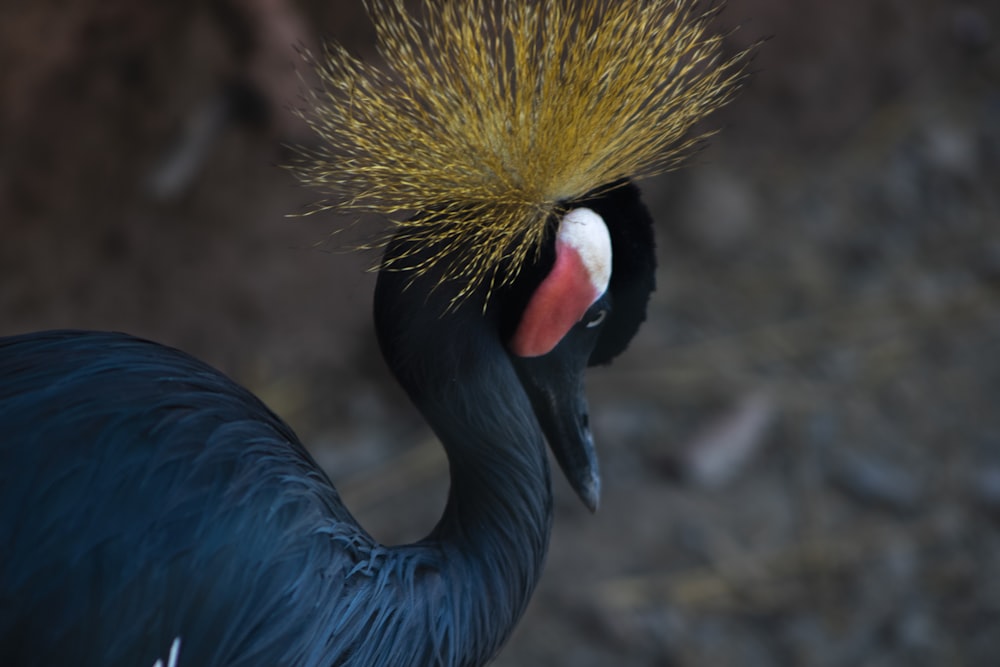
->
left=2, top=1, right=999, bottom=665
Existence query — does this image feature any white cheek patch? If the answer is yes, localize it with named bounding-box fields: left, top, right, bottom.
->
left=558, top=207, right=612, bottom=299
left=509, top=206, right=613, bottom=357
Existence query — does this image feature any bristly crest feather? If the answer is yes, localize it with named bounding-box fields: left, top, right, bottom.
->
left=291, top=0, right=749, bottom=305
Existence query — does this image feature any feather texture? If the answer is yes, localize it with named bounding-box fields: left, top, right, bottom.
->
left=0, top=329, right=551, bottom=666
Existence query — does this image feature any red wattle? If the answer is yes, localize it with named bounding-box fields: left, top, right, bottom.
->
left=510, top=243, right=599, bottom=357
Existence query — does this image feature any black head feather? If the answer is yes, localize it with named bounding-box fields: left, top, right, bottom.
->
left=574, top=181, right=657, bottom=366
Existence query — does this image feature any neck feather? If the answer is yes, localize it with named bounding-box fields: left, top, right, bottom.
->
left=411, top=332, right=552, bottom=664
left=392, top=332, right=554, bottom=659
left=364, top=266, right=553, bottom=665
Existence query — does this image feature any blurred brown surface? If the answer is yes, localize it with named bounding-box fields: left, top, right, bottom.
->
left=2, top=1, right=1000, bottom=665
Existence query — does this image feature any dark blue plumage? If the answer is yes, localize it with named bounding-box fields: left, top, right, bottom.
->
left=0, top=183, right=656, bottom=666
left=2, top=331, right=353, bottom=665
left=0, top=328, right=542, bottom=666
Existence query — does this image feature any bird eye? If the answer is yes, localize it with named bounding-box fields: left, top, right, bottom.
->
left=585, top=309, right=607, bottom=328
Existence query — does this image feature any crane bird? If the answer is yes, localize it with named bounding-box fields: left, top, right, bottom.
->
left=0, top=1, right=746, bottom=665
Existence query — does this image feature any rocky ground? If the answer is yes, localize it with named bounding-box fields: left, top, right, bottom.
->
left=2, top=1, right=999, bottom=665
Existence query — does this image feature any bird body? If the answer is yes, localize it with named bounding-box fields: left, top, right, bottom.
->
left=0, top=326, right=547, bottom=666
left=0, top=0, right=747, bottom=663
left=0, top=185, right=643, bottom=665
left=1, top=330, right=363, bottom=665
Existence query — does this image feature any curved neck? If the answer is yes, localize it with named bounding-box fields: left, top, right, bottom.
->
left=410, top=333, right=552, bottom=664
left=373, top=311, right=550, bottom=658
left=367, top=260, right=553, bottom=665
left=432, top=344, right=551, bottom=570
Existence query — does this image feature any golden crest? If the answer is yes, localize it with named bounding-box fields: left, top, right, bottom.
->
left=292, top=0, right=749, bottom=304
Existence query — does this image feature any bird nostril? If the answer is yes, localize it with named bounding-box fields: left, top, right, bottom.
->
left=581, top=412, right=589, bottom=429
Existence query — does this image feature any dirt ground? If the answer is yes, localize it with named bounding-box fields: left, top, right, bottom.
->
left=2, top=1, right=999, bottom=665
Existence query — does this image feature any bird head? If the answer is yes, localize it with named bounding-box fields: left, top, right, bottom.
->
left=503, top=180, right=657, bottom=511
left=291, top=0, right=748, bottom=509
left=370, top=182, right=654, bottom=511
